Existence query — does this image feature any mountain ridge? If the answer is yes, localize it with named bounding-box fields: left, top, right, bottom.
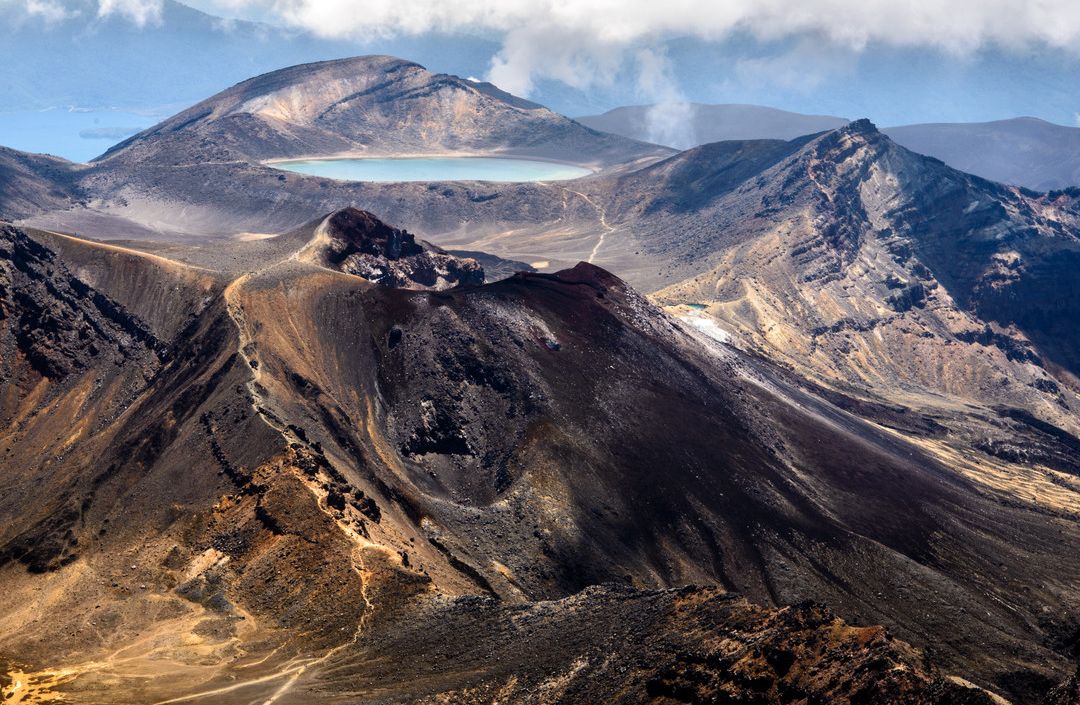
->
left=4, top=210, right=1080, bottom=702
left=95, top=55, right=668, bottom=167
left=577, top=103, right=850, bottom=149
left=577, top=103, right=1080, bottom=189
left=883, top=116, right=1080, bottom=190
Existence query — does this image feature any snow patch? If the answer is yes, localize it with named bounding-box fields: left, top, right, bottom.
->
left=679, top=314, right=731, bottom=344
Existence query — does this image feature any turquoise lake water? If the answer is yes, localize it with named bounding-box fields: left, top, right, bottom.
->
left=273, top=157, right=592, bottom=183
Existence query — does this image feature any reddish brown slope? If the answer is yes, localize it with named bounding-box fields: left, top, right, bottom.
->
left=1, top=213, right=1078, bottom=703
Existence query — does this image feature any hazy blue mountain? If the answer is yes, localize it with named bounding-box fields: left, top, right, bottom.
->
left=578, top=103, right=1080, bottom=191
left=576, top=104, right=849, bottom=149
left=650, top=36, right=1080, bottom=128
left=883, top=118, right=1080, bottom=191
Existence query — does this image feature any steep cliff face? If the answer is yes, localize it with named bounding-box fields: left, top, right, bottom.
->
left=636, top=122, right=1080, bottom=436
left=0, top=225, right=160, bottom=391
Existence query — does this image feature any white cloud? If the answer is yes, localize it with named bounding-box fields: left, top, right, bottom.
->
left=283, top=2, right=1076, bottom=47
left=12, top=0, right=1080, bottom=52
left=96, top=0, right=162, bottom=25
left=732, top=39, right=852, bottom=94
left=488, top=25, right=627, bottom=95
left=1075, top=113, right=1080, bottom=127
left=24, top=0, right=74, bottom=22
left=8, top=0, right=1080, bottom=99
left=245, top=0, right=1080, bottom=51
left=175, top=0, right=1080, bottom=98
left=2, top=0, right=163, bottom=25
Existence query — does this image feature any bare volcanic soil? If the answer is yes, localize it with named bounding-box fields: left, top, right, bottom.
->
left=3, top=54, right=1080, bottom=704
left=2, top=212, right=1080, bottom=704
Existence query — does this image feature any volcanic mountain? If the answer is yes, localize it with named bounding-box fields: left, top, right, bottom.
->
left=9, top=56, right=665, bottom=242
left=94, top=55, right=664, bottom=167
left=5, top=59, right=1080, bottom=703
left=611, top=122, right=1080, bottom=406
left=3, top=209, right=1080, bottom=703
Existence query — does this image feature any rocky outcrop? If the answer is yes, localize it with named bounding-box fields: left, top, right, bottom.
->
left=1045, top=668, right=1080, bottom=705
left=640, top=596, right=999, bottom=705
left=0, top=224, right=161, bottom=387
left=319, top=586, right=1003, bottom=705
left=312, top=207, right=484, bottom=289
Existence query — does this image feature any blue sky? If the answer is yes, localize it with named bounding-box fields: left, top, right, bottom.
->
left=3, top=0, right=1079, bottom=127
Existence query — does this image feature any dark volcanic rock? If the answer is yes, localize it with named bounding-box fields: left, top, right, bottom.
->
left=312, top=207, right=484, bottom=289
left=0, top=224, right=161, bottom=386
left=1, top=211, right=1078, bottom=705
left=1045, top=668, right=1080, bottom=705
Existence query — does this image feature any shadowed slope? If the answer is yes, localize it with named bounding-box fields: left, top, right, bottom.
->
left=3, top=213, right=1075, bottom=703
left=0, top=148, right=83, bottom=221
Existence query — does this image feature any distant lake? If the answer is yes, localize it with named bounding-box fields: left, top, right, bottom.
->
left=0, top=109, right=159, bottom=163
left=272, top=157, right=592, bottom=183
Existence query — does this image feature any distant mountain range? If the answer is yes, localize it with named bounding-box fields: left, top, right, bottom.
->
left=576, top=104, right=850, bottom=149
left=884, top=117, right=1080, bottom=191
left=578, top=104, right=1080, bottom=190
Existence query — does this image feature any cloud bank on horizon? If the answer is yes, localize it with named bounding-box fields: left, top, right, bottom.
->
left=183, top=0, right=1080, bottom=96
left=5, top=0, right=1080, bottom=136
left=8, top=0, right=1080, bottom=95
